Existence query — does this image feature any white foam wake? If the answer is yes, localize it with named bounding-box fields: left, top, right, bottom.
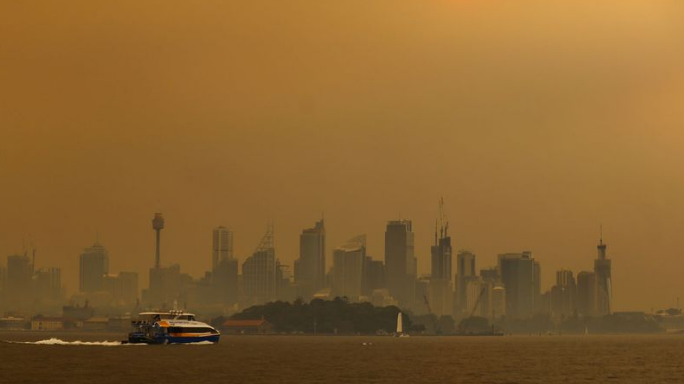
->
left=6, top=338, right=132, bottom=346
left=178, top=340, right=215, bottom=345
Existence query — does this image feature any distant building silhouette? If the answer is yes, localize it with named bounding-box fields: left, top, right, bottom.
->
left=294, top=219, right=326, bottom=300
left=242, top=225, right=277, bottom=305
left=498, top=252, right=537, bottom=319
left=456, top=250, right=476, bottom=313
left=146, top=212, right=182, bottom=307
left=594, top=231, right=612, bottom=315
left=385, top=220, right=416, bottom=307
left=429, top=200, right=453, bottom=317
left=103, top=272, right=139, bottom=305
left=212, top=226, right=234, bottom=271
left=362, top=256, right=385, bottom=296
left=34, top=268, right=62, bottom=301
left=332, top=235, right=365, bottom=301
left=7, top=254, right=33, bottom=307
left=550, top=269, right=577, bottom=318
left=577, top=271, right=597, bottom=316
left=79, top=243, right=109, bottom=293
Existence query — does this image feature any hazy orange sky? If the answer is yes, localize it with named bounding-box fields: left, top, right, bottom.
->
left=1, top=1, right=683, bottom=310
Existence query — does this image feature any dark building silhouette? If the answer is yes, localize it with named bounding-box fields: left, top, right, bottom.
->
left=498, top=251, right=537, bottom=319
left=332, top=235, right=365, bottom=301
left=384, top=220, right=416, bottom=307
left=456, top=250, right=476, bottom=313
left=242, top=225, right=276, bottom=305
left=363, top=256, right=385, bottom=296
left=7, top=254, right=33, bottom=307
left=577, top=271, right=597, bottom=316
left=429, top=199, right=453, bottom=316
left=294, top=219, right=326, bottom=300
left=594, top=231, right=612, bottom=315
left=79, top=242, right=109, bottom=293
left=550, top=269, right=577, bottom=318
left=212, top=226, right=233, bottom=271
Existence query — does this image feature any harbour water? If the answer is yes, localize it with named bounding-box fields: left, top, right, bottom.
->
left=1, top=332, right=683, bottom=383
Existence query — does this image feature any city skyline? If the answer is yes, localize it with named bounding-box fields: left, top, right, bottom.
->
left=1, top=210, right=619, bottom=311
left=2, top=1, right=684, bottom=312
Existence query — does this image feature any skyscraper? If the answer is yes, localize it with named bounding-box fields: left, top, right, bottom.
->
left=498, top=251, right=537, bottom=319
left=550, top=269, right=577, bottom=318
left=385, top=220, right=416, bottom=307
left=212, top=226, right=234, bottom=271
left=429, top=200, right=453, bottom=316
left=294, top=219, right=326, bottom=300
left=331, top=235, right=365, bottom=301
left=242, top=225, right=277, bottom=305
left=6, top=254, right=32, bottom=306
left=456, top=250, right=476, bottom=312
left=577, top=271, right=597, bottom=317
left=594, top=230, right=612, bottom=315
left=79, top=242, right=109, bottom=293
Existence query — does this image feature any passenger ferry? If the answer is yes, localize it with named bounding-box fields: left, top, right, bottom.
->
left=127, top=310, right=220, bottom=344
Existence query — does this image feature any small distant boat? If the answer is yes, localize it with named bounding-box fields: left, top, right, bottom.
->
left=396, top=312, right=409, bottom=337
left=126, top=310, right=220, bottom=344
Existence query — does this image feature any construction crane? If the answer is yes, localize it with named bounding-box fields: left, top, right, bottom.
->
left=423, top=295, right=441, bottom=334
left=459, top=287, right=486, bottom=334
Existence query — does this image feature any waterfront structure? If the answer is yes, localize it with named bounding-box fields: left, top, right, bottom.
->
left=577, top=271, right=597, bottom=316
left=242, top=225, right=277, bottom=305
left=594, top=230, right=612, bottom=315
left=79, top=242, right=109, bottom=293
left=294, top=219, right=326, bottom=300
left=212, top=226, right=234, bottom=271
left=385, top=220, right=416, bottom=306
left=498, top=251, right=537, bottom=319
left=456, top=250, right=476, bottom=312
left=331, top=235, right=365, bottom=301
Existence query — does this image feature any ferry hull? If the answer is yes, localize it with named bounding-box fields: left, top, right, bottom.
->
left=127, top=333, right=220, bottom=344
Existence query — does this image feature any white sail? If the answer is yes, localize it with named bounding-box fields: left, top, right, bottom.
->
left=396, top=312, right=403, bottom=334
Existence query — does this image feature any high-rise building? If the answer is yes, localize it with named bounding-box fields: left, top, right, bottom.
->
left=212, top=226, right=234, bottom=271
left=103, top=272, right=139, bottom=305
left=33, top=268, right=62, bottom=301
left=331, top=235, right=365, bottom=301
left=498, top=251, right=537, bottom=319
left=362, top=256, right=385, bottom=296
left=6, top=254, right=32, bottom=308
left=456, top=250, right=476, bottom=312
left=577, top=271, right=597, bottom=317
left=385, top=220, right=416, bottom=306
left=242, top=225, right=277, bottom=305
left=294, top=219, right=326, bottom=300
left=79, top=243, right=109, bottom=293
left=147, top=264, right=182, bottom=307
left=594, top=231, right=612, bottom=315
left=429, top=201, right=453, bottom=316
left=550, top=269, right=577, bottom=318
left=213, top=258, right=239, bottom=305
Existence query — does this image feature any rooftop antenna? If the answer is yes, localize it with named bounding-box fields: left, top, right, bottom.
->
left=600, top=223, right=603, bottom=246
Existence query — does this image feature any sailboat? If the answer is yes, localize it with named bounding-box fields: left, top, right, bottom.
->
left=396, top=312, right=409, bottom=337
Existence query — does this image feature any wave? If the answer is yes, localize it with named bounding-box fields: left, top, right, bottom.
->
left=4, top=338, right=132, bottom=346
left=178, top=341, right=215, bottom=345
